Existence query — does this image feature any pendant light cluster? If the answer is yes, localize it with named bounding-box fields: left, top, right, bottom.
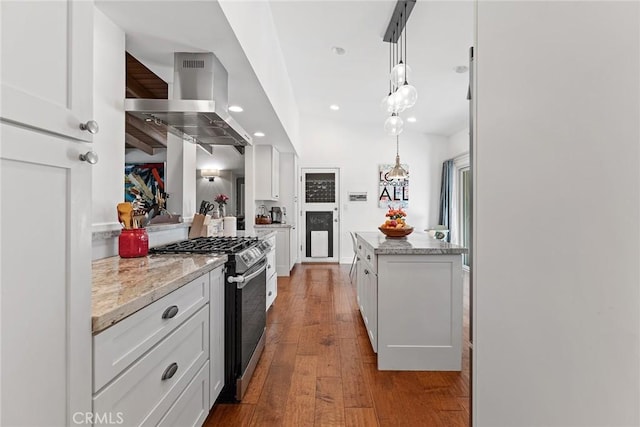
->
left=382, top=1, right=417, bottom=137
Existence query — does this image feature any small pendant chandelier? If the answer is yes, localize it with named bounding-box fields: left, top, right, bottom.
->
left=388, top=136, right=408, bottom=180
left=382, top=1, right=417, bottom=136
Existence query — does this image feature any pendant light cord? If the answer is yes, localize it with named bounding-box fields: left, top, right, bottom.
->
left=398, top=12, right=403, bottom=64
left=388, top=32, right=392, bottom=94
left=404, top=2, right=408, bottom=84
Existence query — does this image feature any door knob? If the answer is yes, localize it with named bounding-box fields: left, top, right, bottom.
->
left=334, top=218, right=338, bottom=222
left=79, top=120, right=99, bottom=134
left=79, top=151, right=98, bottom=164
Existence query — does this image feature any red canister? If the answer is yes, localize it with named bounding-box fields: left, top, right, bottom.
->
left=118, top=228, right=149, bottom=258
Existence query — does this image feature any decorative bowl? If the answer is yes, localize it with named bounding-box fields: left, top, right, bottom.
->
left=378, top=226, right=414, bottom=238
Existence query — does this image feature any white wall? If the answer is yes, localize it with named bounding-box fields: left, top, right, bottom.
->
left=195, top=170, right=237, bottom=216
left=218, top=1, right=300, bottom=153
left=474, top=2, right=640, bottom=426
left=447, top=127, right=469, bottom=159
left=92, top=9, right=125, bottom=229
left=298, top=114, right=448, bottom=263
left=165, top=133, right=197, bottom=219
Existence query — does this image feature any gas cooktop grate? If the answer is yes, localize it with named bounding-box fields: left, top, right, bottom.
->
left=150, top=236, right=259, bottom=254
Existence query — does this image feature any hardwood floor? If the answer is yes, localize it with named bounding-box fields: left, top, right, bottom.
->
left=205, top=264, right=470, bottom=427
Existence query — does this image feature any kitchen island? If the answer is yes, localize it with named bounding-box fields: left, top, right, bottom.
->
left=355, top=231, right=467, bottom=371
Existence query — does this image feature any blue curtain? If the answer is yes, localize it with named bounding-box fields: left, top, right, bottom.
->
left=438, top=160, right=454, bottom=242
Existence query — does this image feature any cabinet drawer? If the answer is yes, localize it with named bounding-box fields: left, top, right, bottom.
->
left=94, top=275, right=209, bottom=392
left=266, top=249, right=276, bottom=279
left=357, top=239, right=376, bottom=273
left=266, top=272, right=277, bottom=311
left=93, top=306, right=209, bottom=427
left=157, top=360, right=209, bottom=427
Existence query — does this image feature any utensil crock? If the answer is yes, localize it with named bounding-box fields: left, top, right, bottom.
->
left=119, top=228, right=149, bottom=258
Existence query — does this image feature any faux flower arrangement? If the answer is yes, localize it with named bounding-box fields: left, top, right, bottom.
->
left=214, top=194, right=229, bottom=207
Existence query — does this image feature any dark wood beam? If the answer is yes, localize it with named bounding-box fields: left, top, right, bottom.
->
left=125, top=133, right=155, bottom=155
left=125, top=113, right=167, bottom=147
left=126, top=74, right=156, bottom=99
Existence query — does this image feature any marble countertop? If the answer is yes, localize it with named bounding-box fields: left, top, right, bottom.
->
left=356, top=231, right=468, bottom=255
left=92, top=254, right=227, bottom=334
left=254, top=223, right=294, bottom=228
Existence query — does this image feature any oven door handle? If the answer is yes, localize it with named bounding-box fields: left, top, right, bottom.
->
left=228, top=258, right=267, bottom=289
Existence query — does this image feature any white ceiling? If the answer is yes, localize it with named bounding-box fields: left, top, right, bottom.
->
left=269, top=0, right=474, bottom=136
left=98, top=0, right=473, bottom=170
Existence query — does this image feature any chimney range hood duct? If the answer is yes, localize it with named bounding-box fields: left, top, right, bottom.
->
left=125, top=53, right=252, bottom=153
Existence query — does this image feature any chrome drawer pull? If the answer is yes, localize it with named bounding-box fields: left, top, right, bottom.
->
left=364, top=269, right=369, bottom=275
left=161, top=362, right=178, bottom=380
left=161, top=305, right=179, bottom=319
left=268, top=291, right=273, bottom=297
left=366, top=255, right=371, bottom=261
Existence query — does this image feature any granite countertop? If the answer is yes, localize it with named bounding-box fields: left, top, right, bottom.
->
left=92, top=254, right=227, bottom=334
left=254, top=223, right=294, bottom=228
left=356, top=231, right=468, bottom=255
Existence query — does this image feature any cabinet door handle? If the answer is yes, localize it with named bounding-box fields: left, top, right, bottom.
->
left=366, top=255, right=371, bottom=261
left=364, top=269, right=369, bottom=275
left=79, top=151, right=98, bottom=164
left=161, top=362, right=178, bottom=380
left=161, top=305, right=179, bottom=319
left=79, top=120, right=99, bottom=134
left=268, top=291, right=273, bottom=297
left=358, top=245, right=362, bottom=249
left=268, top=264, right=272, bottom=269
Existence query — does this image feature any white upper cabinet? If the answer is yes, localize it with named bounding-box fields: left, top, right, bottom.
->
left=1, top=0, right=95, bottom=142
left=1, top=1, right=94, bottom=425
left=255, top=145, right=280, bottom=201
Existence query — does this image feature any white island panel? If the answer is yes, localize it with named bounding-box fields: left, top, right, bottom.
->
left=377, top=254, right=463, bottom=371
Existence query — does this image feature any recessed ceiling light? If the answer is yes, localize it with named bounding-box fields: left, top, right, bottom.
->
left=253, top=131, right=265, bottom=137
left=454, top=65, right=469, bottom=74
left=329, top=104, right=340, bottom=111
left=331, top=46, right=346, bottom=55
left=229, top=105, right=244, bottom=112
left=407, top=117, right=417, bottom=123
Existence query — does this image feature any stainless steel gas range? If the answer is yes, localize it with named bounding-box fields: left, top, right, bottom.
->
left=150, top=236, right=273, bottom=402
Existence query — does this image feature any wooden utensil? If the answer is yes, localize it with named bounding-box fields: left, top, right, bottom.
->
left=117, top=203, right=133, bottom=229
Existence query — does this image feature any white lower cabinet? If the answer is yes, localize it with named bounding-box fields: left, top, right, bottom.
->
left=93, top=307, right=209, bottom=426
left=93, top=276, right=209, bottom=392
left=356, top=242, right=378, bottom=354
left=266, top=240, right=278, bottom=310
left=209, top=267, right=225, bottom=407
left=93, top=265, right=226, bottom=426
left=274, top=228, right=290, bottom=276
left=158, top=361, right=210, bottom=427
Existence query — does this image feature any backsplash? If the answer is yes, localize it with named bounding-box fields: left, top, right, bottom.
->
left=92, top=223, right=189, bottom=260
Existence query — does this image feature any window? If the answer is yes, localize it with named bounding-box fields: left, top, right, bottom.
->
left=459, top=167, right=471, bottom=267
left=452, top=153, right=470, bottom=269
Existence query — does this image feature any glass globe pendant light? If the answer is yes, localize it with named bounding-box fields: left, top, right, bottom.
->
left=389, top=13, right=412, bottom=88
left=384, top=113, right=404, bottom=136
left=391, top=63, right=412, bottom=88
left=381, top=29, right=404, bottom=114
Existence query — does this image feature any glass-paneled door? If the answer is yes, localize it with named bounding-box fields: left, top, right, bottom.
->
left=300, top=168, right=340, bottom=262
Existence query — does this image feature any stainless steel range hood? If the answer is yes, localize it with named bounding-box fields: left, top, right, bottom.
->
left=125, top=53, right=252, bottom=153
